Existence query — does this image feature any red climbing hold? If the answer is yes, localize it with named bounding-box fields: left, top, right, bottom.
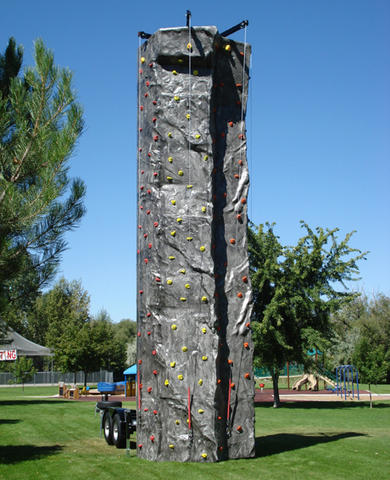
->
left=228, top=121, right=233, bottom=127
left=153, top=222, right=158, bottom=227
left=242, top=275, right=248, bottom=283
left=152, top=349, right=156, bottom=356
left=153, top=135, right=158, bottom=141
left=152, top=100, right=157, bottom=105
left=153, top=409, right=157, bottom=415
left=138, top=359, right=142, bottom=365
left=244, top=372, right=250, bottom=379
left=146, top=81, right=150, bottom=87
left=237, top=425, right=243, bottom=432
left=237, top=292, right=243, bottom=298
left=241, top=198, right=246, bottom=204
left=146, top=209, right=151, bottom=215
left=140, top=106, right=144, bottom=111
left=148, top=243, right=152, bottom=248
left=139, top=290, right=143, bottom=294
left=236, top=214, right=242, bottom=221
left=150, top=435, right=155, bottom=442
left=153, top=369, right=158, bottom=375
left=147, top=387, right=152, bottom=393
left=230, top=238, right=236, bottom=245
left=155, top=277, right=161, bottom=282
left=144, top=258, right=148, bottom=264
left=152, top=117, right=157, bottom=123
left=244, top=342, right=249, bottom=349
left=147, top=312, right=151, bottom=317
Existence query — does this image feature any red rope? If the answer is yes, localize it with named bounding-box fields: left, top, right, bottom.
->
left=227, top=378, right=232, bottom=420
left=188, top=387, right=191, bottom=429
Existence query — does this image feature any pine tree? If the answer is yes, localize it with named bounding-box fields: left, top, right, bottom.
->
left=0, top=38, right=86, bottom=328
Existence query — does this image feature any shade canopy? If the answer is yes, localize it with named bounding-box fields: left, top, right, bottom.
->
left=123, top=364, right=137, bottom=375
left=0, top=328, right=53, bottom=357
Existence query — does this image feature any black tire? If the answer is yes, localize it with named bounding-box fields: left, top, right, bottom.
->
left=112, top=413, right=126, bottom=449
left=96, top=401, right=122, bottom=409
left=103, top=411, right=114, bottom=445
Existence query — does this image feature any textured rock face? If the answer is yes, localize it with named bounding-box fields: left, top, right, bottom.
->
left=136, top=26, right=254, bottom=462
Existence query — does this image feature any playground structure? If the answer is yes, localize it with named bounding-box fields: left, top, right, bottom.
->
left=136, top=16, right=254, bottom=462
left=336, top=364, right=360, bottom=400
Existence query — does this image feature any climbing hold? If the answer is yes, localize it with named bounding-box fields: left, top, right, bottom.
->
left=246, top=322, right=251, bottom=328
left=182, top=346, right=188, bottom=352
left=164, top=379, right=169, bottom=386
left=201, top=296, right=208, bottom=303
left=171, top=324, right=177, bottom=330
left=138, top=443, right=143, bottom=448
left=177, top=217, right=182, bottom=223
left=231, top=382, right=235, bottom=389
left=168, top=255, right=175, bottom=260
left=153, top=135, right=158, bottom=141
left=234, top=174, right=239, bottom=179
left=180, top=297, right=187, bottom=302
left=179, top=268, right=186, bottom=274
left=137, top=331, right=141, bottom=337
left=225, top=44, right=231, bottom=52
left=144, top=258, right=148, bottom=264
left=186, top=113, right=190, bottom=119
left=170, top=361, right=176, bottom=368
left=201, top=206, right=206, bottom=213
left=147, top=331, right=151, bottom=336
left=140, top=105, right=144, bottom=111
left=153, top=172, right=158, bottom=176
left=178, top=170, right=184, bottom=176
left=201, top=327, right=207, bottom=334
left=149, top=62, right=154, bottom=67
left=241, top=198, right=247, bottom=204
left=152, top=100, right=157, bottom=105
left=187, top=184, right=193, bottom=189
left=201, top=355, right=208, bottom=361
left=145, top=81, right=150, bottom=87
left=242, top=276, right=248, bottom=283
left=140, top=57, right=145, bottom=63
left=230, top=238, right=236, bottom=245
left=237, top=292, right=243, bottom=298
left=172, top=70, right=178, bottom=75
left=150, top=435, right=155, bottom=442
left=186, top=237, right=193, bottom=241
left=198, top=379, right=203, bottom=385
left=167, top=176, right=173, bottom=181
left=138, top=359, right=142, bottom=365
left=167, top=279, right=173, bottom=285
left=168, top=132, right=173, bottom=138
left=236, top=214, right=242, bottom=221
left=198, top=409, right=204, bottom=414
left=152, top=117, right=157, bottom=123
left=178, top=374, right=184, bottom=381
left=195, top=134, right=201, bottom=139
left=244, top=373, right=250, bottom=379
left=171, top=199, right=176, bottom=205
left=203, top=155, right=208, bottom=161
left=228, top=359, right=233, bottom=365
left=187, top=42, right=192, bottom=50
left=200, top=245, right=205, bottom=252
left=144, top=233, right=148, bottom=238
left=185, top=283, right=190, bottom=289
left=146, top=312, right=151, bottom=317
left=228, top=121, right=233, bottom=127
left=217, top=379, right=221, bottom=384
left=168, top=156, right=173, bottom=163
left=146, top=209, right=151, bottom=215
left=169, top=444, right=175, bottom=449
left=152, top=349, right=157, bottom=356
left=244, top=342, right=249, bottom=349
left=193, top=69, right=199, bottom=75
left=139, top=290, right=144, bottom=295
left=219, top=446, right=223, bottom=451
left=144, top=408, right=149, bottom=412
left=175, top=420, right=180, bottom=425
left=201, top=453, right=207, bottom=459
left=154, top=222, right=159, bottom=228
left=155, top=277, right=161, bottom=282
left=153, top=369, right=158, bottom=375
left=236, top=425, right=243, bottom=432
left=174, top=95, right=180, bottom=102
left=170, top=231, right=176, bottom=237
left=147, top=387, right=152, bottom=393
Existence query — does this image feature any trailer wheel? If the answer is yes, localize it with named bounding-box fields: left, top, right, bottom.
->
left=112, top=413, right=126, bottom=449
left=103, top=411, right=114, bottom=445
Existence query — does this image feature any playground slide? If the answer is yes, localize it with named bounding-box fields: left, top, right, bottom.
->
left=317, top=374, right=336, bottom=388
left=292, top=373, right=318, bottom=390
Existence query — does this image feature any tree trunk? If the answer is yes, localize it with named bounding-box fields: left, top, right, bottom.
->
left=84, top=371, right=87, bottom=388
left=73, top=372, right=77, bottom=385
left=271, top=368, right=281, bottom=408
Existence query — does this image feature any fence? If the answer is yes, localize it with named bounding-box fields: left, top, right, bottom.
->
left=0, top=370, right=113, bottom=386
left=254, top=364, right=304, bottom=378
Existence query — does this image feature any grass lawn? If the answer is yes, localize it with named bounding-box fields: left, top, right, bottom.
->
left=0, top=386, right=389, bottom=480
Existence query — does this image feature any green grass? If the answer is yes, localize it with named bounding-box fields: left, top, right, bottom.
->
left=0, top=386, right=389, bottom=480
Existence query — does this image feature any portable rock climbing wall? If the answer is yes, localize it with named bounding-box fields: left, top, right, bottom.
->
left=136, top=24, right=254, bottom=462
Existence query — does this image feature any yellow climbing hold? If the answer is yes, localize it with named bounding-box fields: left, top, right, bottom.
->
left=195, top=134, right=201, bottom=139
left=177, top=217, right=183, bottom=223
left=172, top=70, right=178, bottom=75
left=168, top=132, right=173, bottom=138
left=170, top=231, right=176, bottom=236
left=178, top=59, right=184, bottom=63
left=201, top=327, right=207, bottom=334
left=201, top=296, right=207, bottom=303
left=201, top=453, right=207, bottom=459
left=225, top=44, right=231, bottom=52
left=179, top=268, right=186, bottom=274
left=140, top=57, right=145, bottom=63
left=177, top=374, right=184, bottom=381
left=200, top=246, right=205, bottom=252
left=187, top=42, right=192, bottom=50
left=198, top=409, right=204, bottom=414
left=178, top=170, right=184, bottom=176
left=171, top=324, right=177, bottom=330
left=201, top=206, right=206, bottom=213
left=170, top=361, right=176, bottom=368
left=167, top=279, right=173, bottom=285
left=185, top=283, right=190, bottom=289
left=182, top=346, right=188, bottom=352
left=171, top=200, right=176, bottom=205
left=193, top=69, right=199, bottom=76
left=203, top=155, right=208, bottom=161
left=186, top=237, right=193, bottom=241
left=187, top=184, right=193, bottom=189
left=169, top=444, right=175, bottom=449
left=167, top=176, right=173, bottom=181
left=198, top=379, right=203, bottom=386
left=202, top=355, right=208, bottom=361
left=186, top=113, right=190, bottom=119
left=180, top=297, right=187, bottom=302
left=174, top=95, right=180, bottom=101
left=168, top=256, right=175, bottom=260
left=175, top=419, right=180, bottom=425
left=168, top=156, right=173, bottom=163
left=164, top=379, right=169, bottom=386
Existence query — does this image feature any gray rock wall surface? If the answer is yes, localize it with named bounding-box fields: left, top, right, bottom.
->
left=136, top=26, right=254, bottom=462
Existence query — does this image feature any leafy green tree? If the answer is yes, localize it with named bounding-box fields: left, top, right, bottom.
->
left=249, top=222, right=366, bottom=407
left=352, top=338, right=390, bottom=388
left=9, top=356, right=36, bottom=390
left=0, top=37, right=85, bottom=332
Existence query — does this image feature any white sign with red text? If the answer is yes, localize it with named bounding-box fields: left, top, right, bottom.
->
left=0, top=349, right=17, bottom=361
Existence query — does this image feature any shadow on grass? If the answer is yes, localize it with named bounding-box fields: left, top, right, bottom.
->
left=0, top=399, right=73, bottom=406
left=255, top=401, right=390, bottom=409
left=255, top=432, right=367, bottom=458
left=0, top=444, right=62, bottom=464
left=0, top=419, right=21, bottom=424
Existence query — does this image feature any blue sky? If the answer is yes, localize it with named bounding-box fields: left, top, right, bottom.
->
left=2, top=1, right=389, bottom=322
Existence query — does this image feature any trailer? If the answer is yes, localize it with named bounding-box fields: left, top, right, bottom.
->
left=96, top=400, right=137, bottom=449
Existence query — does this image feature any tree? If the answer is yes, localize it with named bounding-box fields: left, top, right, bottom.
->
left=0, top=37, right=86, bottom=331
left=9, top=356, right=36, bottom=391
left=249, top=222, right=366, bottom=407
